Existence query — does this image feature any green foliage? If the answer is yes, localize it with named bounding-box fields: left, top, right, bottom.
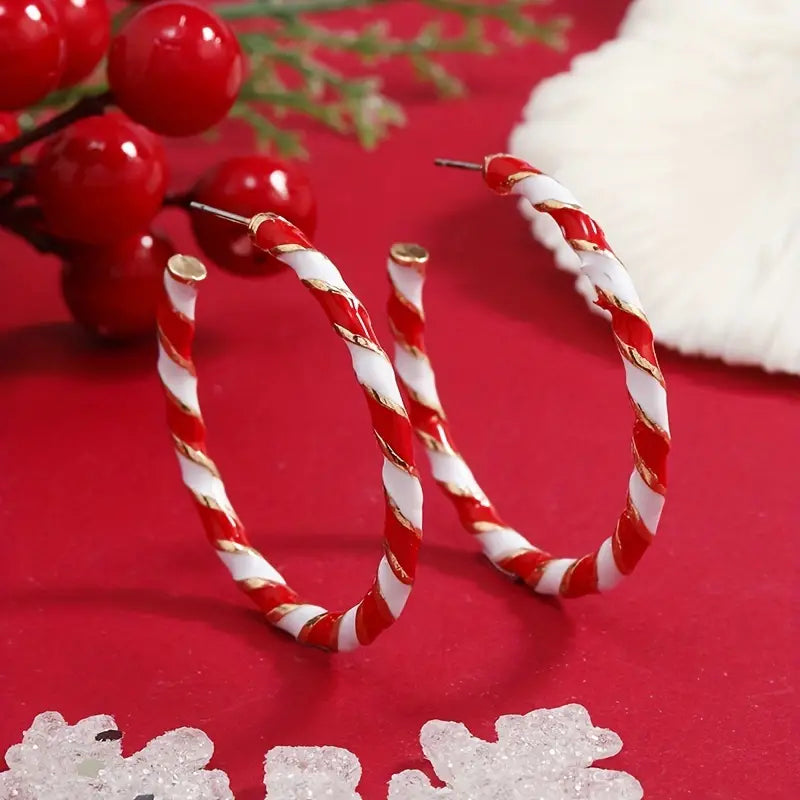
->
left=39, top=0, right=568, bottom=156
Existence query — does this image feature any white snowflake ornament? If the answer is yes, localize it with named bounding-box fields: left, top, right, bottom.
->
left=0, top=712, right=232, bottom=800
left=1, top=706, right=641, bottom=799
left=261, top=705, right=641, bottom=800
left=388, top=705, right=642, bottom=800
left=265, top=747, right=362, bottom=800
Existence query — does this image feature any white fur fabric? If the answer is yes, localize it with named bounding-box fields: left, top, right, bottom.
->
left=509, top=0, right=800, bottom=374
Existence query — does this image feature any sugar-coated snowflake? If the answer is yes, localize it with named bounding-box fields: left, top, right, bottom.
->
left=1, top=705, right=641, bottom=799
left=0, top=712, right=232, bottom=800
left=261, top=704, right=641, bottom=800
left=386, top=704, right=642, bottom=800
left=265, top=747, right=362, bottom=800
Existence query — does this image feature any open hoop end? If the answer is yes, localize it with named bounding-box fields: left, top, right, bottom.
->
left=390, top=242, right=429, bottom=267
left=167, top=254, right=208, bottom=283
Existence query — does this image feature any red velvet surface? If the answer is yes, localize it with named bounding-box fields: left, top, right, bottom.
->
left=1, top=2, right=798, bottom=797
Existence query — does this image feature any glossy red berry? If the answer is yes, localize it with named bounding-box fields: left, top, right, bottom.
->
left=0, top=113, right=20, bottom=141
left=35, top=113, right=167, bottom=245
left=0, top=0, right=65, bottom=110
left=0, top=113, right=21, bottom=195
left=61, top=231, right=174, bottom=340
left=53, top=0, right=111, bottom=88
left=107, top=2, right=243, bottom=137
left=190, top=156, right=317, bottom=276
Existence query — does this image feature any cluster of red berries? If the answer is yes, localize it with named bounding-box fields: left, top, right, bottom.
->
left=0, top=0, right=316, bottom=340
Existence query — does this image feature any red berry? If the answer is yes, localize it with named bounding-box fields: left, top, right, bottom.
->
left=0, top=0, right=65, bottom=110
left=0, top=113, right=20, bottom=141
left=0, top=113, right=21, bottom=195
left=61, top=231, right=174, bottom=340
left=107, top=2, right=243, bottom=137
left=34, top=113, right=168, bottom=245
left=53, top=0, right=111, bottom=88
left=190, top=156, right=317, bottom=276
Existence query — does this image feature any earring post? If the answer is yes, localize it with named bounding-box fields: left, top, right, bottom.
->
left=433, top=158, right=482, bottom=171
left=189, top=201, right=250, bottom=226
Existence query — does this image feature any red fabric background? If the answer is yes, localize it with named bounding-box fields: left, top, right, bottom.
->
left=1, top=1, right=798, bottom=797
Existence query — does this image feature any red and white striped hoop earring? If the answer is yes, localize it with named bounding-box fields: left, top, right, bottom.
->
left=157, top=210, right=423, bottom=651
left=387, top=154, right=670, bottom=598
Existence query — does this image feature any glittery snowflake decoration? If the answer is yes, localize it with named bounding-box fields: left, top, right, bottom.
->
left=386, top=704, right=642, bottom=800
left=0, top=712, right=232, bottom=800
left=1, top=705, right=641, bottom=799
left=263, top=705, right=641, bottom=800
left=265, top=747, right=362, bottom=800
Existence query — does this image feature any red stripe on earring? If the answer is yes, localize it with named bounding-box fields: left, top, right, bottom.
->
left=540, top=206, right=612, bottom=253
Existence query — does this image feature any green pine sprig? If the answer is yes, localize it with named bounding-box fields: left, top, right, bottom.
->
left=31, top=0, right=568, bottom=156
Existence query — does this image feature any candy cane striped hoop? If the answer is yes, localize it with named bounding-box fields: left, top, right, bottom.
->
left=387, top=154, right=670, bottom=598
left=157, top=214, right=423, bottom=651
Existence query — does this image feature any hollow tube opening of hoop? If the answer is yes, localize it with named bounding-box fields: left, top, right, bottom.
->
left=167, top=254, right=208, bottom=282
left=390, top=242, right=430, bottom=265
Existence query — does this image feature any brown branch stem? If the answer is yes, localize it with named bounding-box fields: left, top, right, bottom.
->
left=0, top=206, right=60, bottom=254
left=0, top=90, right=114, bottom=163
